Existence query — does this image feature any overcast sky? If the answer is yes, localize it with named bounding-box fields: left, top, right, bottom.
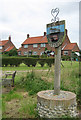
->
left=0, top=0, right=80, bottom=49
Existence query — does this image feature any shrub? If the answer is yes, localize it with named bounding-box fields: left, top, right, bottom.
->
left=38, top=58, right=46, bottom=67
left=2, top=57, right=55, bottom=67
left=2, top=57, right=9, bottom=67
left=23, top=58, right=38, bottom=67
left=62, top=55, right=70, bottom=61
left=29, top=55, right=39, bottom=58
left=45, top=58, right=54, bottom=67
left=2, top=57, right=22, bottom=67
left=3, top=49, right=18, bottom=56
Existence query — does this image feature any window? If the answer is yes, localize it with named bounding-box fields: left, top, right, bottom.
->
left=24, top=45, right=28, bottom=48
left=33, top=44, right=38, bottom=48
left=41, top=43, right=46, bottom=47
left=24, top=52, right=28, bottom=55
left=33, top=51, right=37, bottom=55
left=0, top=46, right=2, bottom=49
left=64, top=51, right=68, bottom=55
left=40, top=51, right=44, bottom=55
left=18, top=51, right=21, bottom=55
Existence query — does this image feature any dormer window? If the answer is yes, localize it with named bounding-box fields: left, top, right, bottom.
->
left=0, top=46, right=2, bottom=49
left=24, top=45, right=28, bottom=48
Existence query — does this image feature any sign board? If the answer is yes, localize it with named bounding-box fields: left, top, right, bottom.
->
left=46, top=20, right=65, bottom=48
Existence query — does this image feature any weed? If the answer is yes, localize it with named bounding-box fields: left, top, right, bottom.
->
left=3, top=90, right=23, bottom=101
left=16, top=71, right=53, bottom=95
left=19, top=97, right=38, bottom=118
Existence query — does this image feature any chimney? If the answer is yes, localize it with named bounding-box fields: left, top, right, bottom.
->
left=65, top=29, right=68, bottom=36
left=44, top=32, right=46, bottom=36
left=27, top=34, right=29, bottom=39
left=9, top=35, right=11, bottom=41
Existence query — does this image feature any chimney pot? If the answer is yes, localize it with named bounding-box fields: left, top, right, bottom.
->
left=9, top=36, right=11, bottom=41
left=65, top=29, right=68, bottom=35
left=44, top=32, right=46, bottom=36
left=27, top=34, right=29, bottom=38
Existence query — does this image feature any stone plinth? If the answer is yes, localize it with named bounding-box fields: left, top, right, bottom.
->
left=37, top=90, right=78, bottom=118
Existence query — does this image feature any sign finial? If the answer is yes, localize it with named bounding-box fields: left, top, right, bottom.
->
left=51, top=8, right=59, bottom=23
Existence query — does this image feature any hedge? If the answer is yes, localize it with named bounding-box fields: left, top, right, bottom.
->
left=62, top=55, right=71, bottom=61
left=2, top=57, right=22, bottom=67
left=2, top=57, right=54, bottom=67
left=23, top=58, right=38, bottom=67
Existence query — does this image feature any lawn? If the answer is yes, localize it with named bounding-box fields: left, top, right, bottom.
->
left=2, top=63, right=49, bottom=71
left=1, top=61, right=80, bottom=119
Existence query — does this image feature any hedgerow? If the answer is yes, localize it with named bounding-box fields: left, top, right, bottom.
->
left=2, top=57, right=54, bottom=67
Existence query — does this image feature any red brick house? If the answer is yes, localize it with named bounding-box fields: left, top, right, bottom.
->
left=0, top=36, right=16, bottom=53
left=18, top=29, right=79, bottom=56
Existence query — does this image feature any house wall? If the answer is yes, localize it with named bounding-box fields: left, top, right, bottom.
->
left=61, top=30, right=70, bottom=48
left=20, top=43, right=55, bottom=56
left=18, top=30, right=79, bottom=56
left=62, top=50, right=71, bottom=56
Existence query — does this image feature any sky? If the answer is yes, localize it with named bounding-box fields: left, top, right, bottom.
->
left=0, top=0, right=81, bottom=49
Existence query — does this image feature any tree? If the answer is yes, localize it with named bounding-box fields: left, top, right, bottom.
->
left=4, top=49, right=18, bottom=56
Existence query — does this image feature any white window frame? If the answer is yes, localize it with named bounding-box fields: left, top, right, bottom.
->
left=41, top=43, right=46, bottom=47
left=18, top=51, right=21, bottom=55
left=33, top=51, right=37, bottom=55
left=64, top=51, right=68, bottom=55
left=33, top=44, right=38, bottom=48
left=40, top=51, right=44, bottom=55
left=24, top=51, right=28, bottom=55
left=24, top=44, right=28, bottom=48
left=0, top=46, right=2, bottom=49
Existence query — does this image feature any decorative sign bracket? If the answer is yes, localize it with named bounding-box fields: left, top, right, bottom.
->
left=51, top=8, right=59, bottom=24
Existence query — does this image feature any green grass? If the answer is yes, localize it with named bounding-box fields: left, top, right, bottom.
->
left=19, top=96, right=37, bottom=118
left=60, top=61, right=79, bottom=94
left=2, top=63, right=49, bottom=71
left=2, top=61, right=80, bottom=118
left=2, top=89, right=23, bottom=102
left=15, top=71, right=53, bottom=95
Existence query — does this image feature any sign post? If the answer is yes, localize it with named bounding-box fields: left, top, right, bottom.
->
left=37, top=9, right=78, bottom=118
left=46, top=9, right=65, bottom=95
left=54, top=46, right=61, bottom=95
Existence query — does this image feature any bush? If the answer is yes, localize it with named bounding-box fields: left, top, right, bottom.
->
left=23, top=58, right=38, bottom=67
left=62, top=55, right=71, bottom=61
left=10, top=57, right=22, bottom=67
left=28, top=55, right=39, bottom=58
left=2, top=57, right=22, bottom=67
left=38, top=58, right=46, bottom=67
left=2, top=57, right=9, bottom=67
left=45, top=58, right=54, bottom=67
left=3, top=49, right=18, bottom=56
left=2, top=57, right=55, bottom=67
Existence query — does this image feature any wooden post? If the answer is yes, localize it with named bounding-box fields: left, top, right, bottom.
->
left=54, top=46, right=61, bottom=95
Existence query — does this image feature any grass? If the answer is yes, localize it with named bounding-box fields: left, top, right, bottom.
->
left=19, top=96, right=37, bottom=118
left=15, top=71, right=53, bottom=95
left=1, top=61, right=80, bottom=118
left=2, top=63, right=49, bottom=71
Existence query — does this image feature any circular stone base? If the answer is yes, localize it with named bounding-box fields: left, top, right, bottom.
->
left=37, top=90, right=78, bottom=118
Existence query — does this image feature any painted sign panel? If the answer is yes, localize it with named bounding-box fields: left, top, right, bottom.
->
left=46, top=20, right=65, bottom=48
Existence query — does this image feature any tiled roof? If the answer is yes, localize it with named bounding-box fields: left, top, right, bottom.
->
left=22, top=36, right=48, bottom=45
left=5, top=46, right=14, bottom=52
left=17, top=47, right=22, bottom=52
left=63, top=43, right=78, bottom=51
left=0, top=40, right=8, bottom=46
